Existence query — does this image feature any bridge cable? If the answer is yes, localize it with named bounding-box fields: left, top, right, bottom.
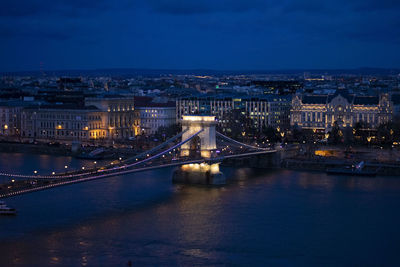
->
left=121, top=129, right=189, bottom=164
left=0, top=129, right=203, bottom=180
left=216, top=131, right=269, bottom=151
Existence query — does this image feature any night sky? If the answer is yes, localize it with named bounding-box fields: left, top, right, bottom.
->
left=1, top=0, right=399, bottom=72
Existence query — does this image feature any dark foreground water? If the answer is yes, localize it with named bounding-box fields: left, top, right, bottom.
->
left=1, top=152, right=400, bottom=266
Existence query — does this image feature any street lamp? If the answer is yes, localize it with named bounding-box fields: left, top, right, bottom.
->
left=367, top=136, right=372, bottom=147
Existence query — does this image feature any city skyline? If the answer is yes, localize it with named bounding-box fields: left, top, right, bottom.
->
left=1, top=0, right=400, bottom=72
left=2, top=1, right=400, bottom=266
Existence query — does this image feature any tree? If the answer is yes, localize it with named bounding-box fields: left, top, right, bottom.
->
left=376, top=121, right=400, bottom=146
left=262, top=126, right=281, bottom=144
left=291, top=125, right=305, bottom=143
left=353, top=121, right=369, bottom=144
left=328, top=121, right=343, bottom=145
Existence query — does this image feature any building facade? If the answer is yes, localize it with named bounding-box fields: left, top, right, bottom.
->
left=21, top=105, right=105, bottom=141
left=134, top=97, right=176, bottom=135
left=0, top=102, right=22, bottom=137
left=291, top=90, right=392, bottom=132
left=176, top=94, right=291, bottom=130
left=85, top=96, right=139, bottom=139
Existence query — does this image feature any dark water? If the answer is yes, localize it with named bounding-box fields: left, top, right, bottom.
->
left=1, top=153, right=400, bottom=266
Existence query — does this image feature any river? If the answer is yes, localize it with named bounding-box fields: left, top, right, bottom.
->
left=1, top=152, right=400, bottom=266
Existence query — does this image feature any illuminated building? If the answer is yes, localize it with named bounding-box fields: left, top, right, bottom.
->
left=85, top=96, right=139, bottom=138
left=291, top=89, right=392, bottom=132
left=0, top=99, right=39, bottom=137
left=134, top=97, right=176, bottom=135
left=176, top=94, right=291, bottom=130
left=21, top=104, right=105, bottom=141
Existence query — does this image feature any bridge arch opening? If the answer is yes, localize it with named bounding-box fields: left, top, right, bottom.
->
left=188, top=135, right=201, bottom=158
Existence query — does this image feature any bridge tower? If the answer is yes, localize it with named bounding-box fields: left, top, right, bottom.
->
left=173, top=115, right=225, bottom=185
left=180, top=115, right=217, bottom=158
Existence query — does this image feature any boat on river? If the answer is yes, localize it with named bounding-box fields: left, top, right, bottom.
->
left=0, top=201, right=16, bottom=215
left=326, top=161, right=378, bottom=177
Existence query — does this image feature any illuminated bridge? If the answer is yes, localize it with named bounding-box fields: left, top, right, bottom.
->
left=0, top=115, right=279, bottom=199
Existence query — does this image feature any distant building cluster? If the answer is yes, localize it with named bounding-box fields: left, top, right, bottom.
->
left=0, top=95, right=175, bottom=143
left=0, top=72, right=400, bottom=144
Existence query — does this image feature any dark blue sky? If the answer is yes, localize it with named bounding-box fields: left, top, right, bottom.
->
left=1, top=0, right=399, bottom=72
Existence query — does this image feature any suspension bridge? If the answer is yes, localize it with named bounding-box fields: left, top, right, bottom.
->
left=0, top=115, right=279, bottom=199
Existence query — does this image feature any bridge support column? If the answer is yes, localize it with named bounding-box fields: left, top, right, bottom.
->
left=172, top=163, right=226, bottom=185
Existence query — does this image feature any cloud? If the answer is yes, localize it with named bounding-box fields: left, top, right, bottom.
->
left=0, top=0, right=399, bottom=71
left=0, top=20, right=76, bottom=41
left=146, top=0, right=272, bottom=15
left=0, top=0, right=110, bottom=18
left=350, top=0, right=400, bottom=11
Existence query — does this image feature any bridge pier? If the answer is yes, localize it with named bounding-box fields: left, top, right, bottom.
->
left=172, top=163, right=226, bottom=185
left=174, top=115, right=226, bottom=185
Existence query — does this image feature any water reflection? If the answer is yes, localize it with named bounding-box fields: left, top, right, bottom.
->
left=1, top=153, right=400, bottom=266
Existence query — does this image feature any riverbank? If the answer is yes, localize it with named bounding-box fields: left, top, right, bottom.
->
left=0, top=141, right=72, bottom=156
left=283, top=157, right=400, bottom=176
left=2, top=141, right=400, bottom=177
left=0, top=141, right=144, bottom=159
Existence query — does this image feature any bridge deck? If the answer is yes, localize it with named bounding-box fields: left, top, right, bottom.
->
left=0, top=150, right=276, bottom=199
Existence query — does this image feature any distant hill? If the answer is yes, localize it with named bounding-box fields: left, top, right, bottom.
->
left=1, top=67, right=399, bottom=77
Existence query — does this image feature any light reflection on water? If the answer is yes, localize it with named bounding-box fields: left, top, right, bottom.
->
left=0, top=152, right=109, bottom=183
left=0, top=153, right=400, bottom=266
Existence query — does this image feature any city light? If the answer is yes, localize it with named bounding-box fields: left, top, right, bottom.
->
left=0, top=6, right=398, bottom=264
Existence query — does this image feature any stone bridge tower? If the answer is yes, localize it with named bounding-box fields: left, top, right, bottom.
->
left=173, top=115, right=225, bottom=185
left=180, top=115, right=217, bottom=158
